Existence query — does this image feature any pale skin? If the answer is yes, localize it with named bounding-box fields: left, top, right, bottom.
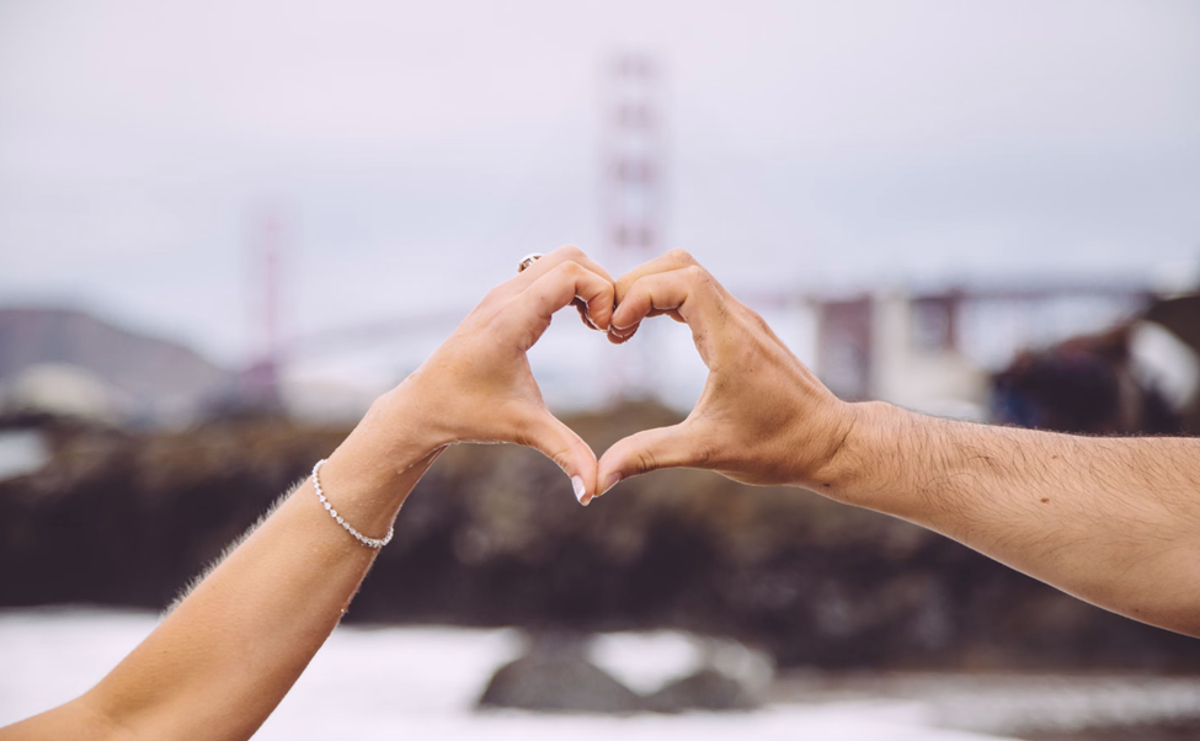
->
left=0, top=246, right=615, bottom=741
left=6, top=245, right=1200, bottom=739
left=595, top=249, right=1200, bottom=637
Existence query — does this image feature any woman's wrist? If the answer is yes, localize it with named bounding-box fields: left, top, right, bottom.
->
left=372, top=380, right=455, bottom=458
left=319, top=384, right=450, bottom=513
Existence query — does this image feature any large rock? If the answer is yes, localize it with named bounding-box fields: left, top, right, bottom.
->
left=645, top=667, right=759, bottom=713
left=477, top=632, right=642, bottom=714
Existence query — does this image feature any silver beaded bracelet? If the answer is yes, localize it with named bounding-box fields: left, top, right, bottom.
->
left=311, top=458, right=394, bottom=549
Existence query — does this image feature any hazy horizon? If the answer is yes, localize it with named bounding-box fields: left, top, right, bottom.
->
left=3, top=0, right=1198, bottom=395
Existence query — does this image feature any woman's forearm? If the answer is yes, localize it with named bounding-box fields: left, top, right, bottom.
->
left=1, top=245, right=616, bottom=741
left=833, top=401, right=1200, bottom=635
left=3, top=389, right=443, bottom=741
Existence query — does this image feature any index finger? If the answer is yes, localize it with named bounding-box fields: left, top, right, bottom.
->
left=610, top=265, right=723, bottom=343
left=515, top=261, right=616, bottom=350
left=507, top=245, right=617, bottom=294
left=613, top=249, right=717, bottom=306
left=609, top=249, right=726, bottom=343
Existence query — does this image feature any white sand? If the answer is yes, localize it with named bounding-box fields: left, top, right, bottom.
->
left=0, top=607, right=1007, bottom=740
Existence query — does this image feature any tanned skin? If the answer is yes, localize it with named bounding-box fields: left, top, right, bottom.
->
left=596, top=249, right=1200, bottom=637
left=6, top=246, right=1200, bottom=740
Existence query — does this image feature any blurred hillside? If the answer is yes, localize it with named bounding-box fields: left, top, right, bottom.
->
left=0, top=308, right=235, bottom=425
left=4, top=403, right=1199, bottom=672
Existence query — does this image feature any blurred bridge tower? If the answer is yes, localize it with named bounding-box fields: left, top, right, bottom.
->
left=601, top=51, right=665, bottom=401
left=239, top=210, right=285, bottom=411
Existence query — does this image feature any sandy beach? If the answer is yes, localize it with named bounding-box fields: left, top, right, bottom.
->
left=0, top=607, right=1010, bottom=741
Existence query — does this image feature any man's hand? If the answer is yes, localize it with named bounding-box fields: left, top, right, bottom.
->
left=397, top=245, right=615, bottom=504
left=596, top=249, right=855, bottom=496
left=595, top=249, right=1200, bottom=638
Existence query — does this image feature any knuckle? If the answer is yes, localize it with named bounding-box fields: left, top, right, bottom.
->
left=536, top=440, right=571, bottom=471
left=512, top=413, right=575, bottom=471
left=555, top=260, right=585, bottom=277
left=632, top=448, right=658, bottom=475
left=743, top=305, right=770, bottom=332
left=614, top=277, right=638, bottom=303
left=480, top=285, right=506, bottom=305
left=552, top=447, right=574, bottom=472
left=682, top=264, right=709, bottom=285
left=667, top=248, right=695, bottom=265
left=556, top=244, right=586, bottom=261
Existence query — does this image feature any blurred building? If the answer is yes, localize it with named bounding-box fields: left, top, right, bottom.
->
left=990, top=293, right=1200, bottom=435
left=811, top=284, right=1151, bottom=420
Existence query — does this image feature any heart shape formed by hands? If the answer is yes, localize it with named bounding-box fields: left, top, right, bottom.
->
left=593, top=249, right=854, bottom=502
left=405, top=246, right=854, bottom=507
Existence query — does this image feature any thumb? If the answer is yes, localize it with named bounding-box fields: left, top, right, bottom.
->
left=596, top=422, right=700, bottom=498
left=518, top=411, right=600, bottom=506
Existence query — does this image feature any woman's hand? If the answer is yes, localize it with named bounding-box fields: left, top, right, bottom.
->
left=596, top=249, right=856, bottom=495
left=394, top=245, right=616, bottom=504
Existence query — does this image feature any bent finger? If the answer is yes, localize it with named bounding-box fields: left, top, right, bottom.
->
left=516, top=410, right=600, bottom=506
left=520, top=261, right=615, bottom=336
left=614, top=249, right=719, bottom=303
left=609, top=266, right=720, bottom=339
left=509, top=244, right=616, bottom=295
left=595, top=422, right=703, bottom=495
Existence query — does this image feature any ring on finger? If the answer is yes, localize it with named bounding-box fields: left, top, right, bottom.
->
left=517, top=253, right=543, bottom=273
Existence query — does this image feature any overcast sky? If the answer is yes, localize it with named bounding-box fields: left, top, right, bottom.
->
left=2, top=0, right=1199, bottom=385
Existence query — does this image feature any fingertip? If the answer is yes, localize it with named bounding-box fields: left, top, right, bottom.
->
left=570, top=267, right=616, bottom=331
left=597, top=471, right=621, bottom=498
left=595, top=447, right=630, bottom=497
left=597, top=281, right=618, bottom=330
left=586, top=297, right=614, bottom=331
left=609, top=319, right=639, bottom=337
left=571, top=474, right=592, bottom=506
left=520, top=410, right=600, bottom=500
left=607, top=325, right=638, bottom=344
left=574, top=301, right=599, bottom=330
left=610, top=306, right=633, bottom=331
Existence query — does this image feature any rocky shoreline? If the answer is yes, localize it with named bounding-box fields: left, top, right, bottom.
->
left=3, top=404, right=1200, bottom=672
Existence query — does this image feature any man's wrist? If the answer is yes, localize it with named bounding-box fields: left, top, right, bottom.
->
left=819, top=401, right=941, bottom=518
left=807, top=400, right=892, bottom=502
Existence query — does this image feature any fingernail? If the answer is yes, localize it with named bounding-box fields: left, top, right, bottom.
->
left=572, top=475, right=589, bottom=506
left=601, top=472, right=621, bottom=496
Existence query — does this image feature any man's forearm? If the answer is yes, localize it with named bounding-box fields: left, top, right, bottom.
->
left=826, top=402, right=1200, bottom=636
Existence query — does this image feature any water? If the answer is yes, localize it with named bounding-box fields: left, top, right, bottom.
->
left=0, top=430, right=49, bottom=482
left=0, top=607, right=1011, bottom=740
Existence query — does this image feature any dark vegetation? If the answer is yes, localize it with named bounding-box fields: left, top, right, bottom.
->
left=3, top=402, right=1200, bottom=672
